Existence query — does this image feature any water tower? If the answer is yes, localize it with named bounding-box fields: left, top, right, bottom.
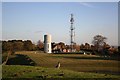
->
left=44, top=34, right=51, bottom=53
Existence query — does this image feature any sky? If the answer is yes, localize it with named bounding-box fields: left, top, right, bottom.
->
left=2, top=2, right=118, bottom=46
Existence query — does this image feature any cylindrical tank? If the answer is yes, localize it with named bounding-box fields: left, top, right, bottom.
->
left=44, top=34, right=51, bottom=53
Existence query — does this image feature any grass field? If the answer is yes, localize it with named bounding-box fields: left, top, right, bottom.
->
left=2, top=51, right=120, bottom=79
left=2, top=65, right=120, bottom=79
left=15, top=51, right=120, bottom=75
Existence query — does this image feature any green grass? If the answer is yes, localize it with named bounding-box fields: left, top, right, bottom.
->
left=2, top=65, right=120, bottom=79
left=3, top=51, right=120, bottom=79
left=15, top=51, right=120, bottom=75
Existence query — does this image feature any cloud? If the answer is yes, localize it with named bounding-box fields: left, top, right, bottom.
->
left=79, top=2, right=94, bottom=8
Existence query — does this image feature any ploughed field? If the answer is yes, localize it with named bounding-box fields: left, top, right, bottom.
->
left=14, top=51, right=120, bottom=75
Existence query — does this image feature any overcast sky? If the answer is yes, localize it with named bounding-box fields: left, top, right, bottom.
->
left=2, top=2, right=118, bottom=46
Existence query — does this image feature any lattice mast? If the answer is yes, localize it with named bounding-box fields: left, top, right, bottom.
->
left=70, top=14, right=75, bottom=52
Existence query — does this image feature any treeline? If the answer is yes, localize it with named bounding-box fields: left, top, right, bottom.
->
left=80, top=42, right=119, bottom=55
left=1, top=39, right=119, bottom=56
left=2, top=40, right=43, bottom=53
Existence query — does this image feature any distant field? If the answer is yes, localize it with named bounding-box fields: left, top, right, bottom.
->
left=15, top=51, right=120, bottom=75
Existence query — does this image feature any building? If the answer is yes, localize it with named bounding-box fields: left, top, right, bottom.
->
left=44, top=34, right=51, bottom=53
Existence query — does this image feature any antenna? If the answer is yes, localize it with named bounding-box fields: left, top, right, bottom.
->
left=70, top=14, right=75, bottom=52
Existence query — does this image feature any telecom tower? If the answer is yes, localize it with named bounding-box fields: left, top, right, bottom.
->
left=70, top=14, right=75, bottom=52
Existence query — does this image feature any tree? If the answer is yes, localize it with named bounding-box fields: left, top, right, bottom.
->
left=37, top=40, right=44, bottom=50
left=84, top=43, right=91, bottom=50
left=92, top=35, right=107, bottom=52
left=13, top=41, right=24, bottom=51
left=91, top=45, right=95, bottom=51
left=80, top=44, right=85, bottom=50
left=74, top=44, right=80, bottom=52
left=23, top=40, right=34, bottom=51
left=103, top=42, right=110, bottom=49
left=2, top=41, right=13, bottom=52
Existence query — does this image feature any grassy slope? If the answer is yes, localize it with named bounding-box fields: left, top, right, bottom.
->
left=2, top=65, right=120, bottom=79
left=3, top=51, right=120, bottom=79
left=15, top=51, right=120, bottom=74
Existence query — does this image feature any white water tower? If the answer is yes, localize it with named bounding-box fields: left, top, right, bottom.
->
left=44, top=34, right=51, bottom=53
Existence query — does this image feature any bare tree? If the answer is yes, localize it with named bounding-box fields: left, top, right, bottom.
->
left=92, top=35, right=107, bottom=52
left=37, top=40, right=44, bottom=50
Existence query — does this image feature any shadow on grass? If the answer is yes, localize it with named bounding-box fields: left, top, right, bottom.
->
left=6, top=54, right=36, bottom=66
left=92, top=70, right=120, bottom=75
